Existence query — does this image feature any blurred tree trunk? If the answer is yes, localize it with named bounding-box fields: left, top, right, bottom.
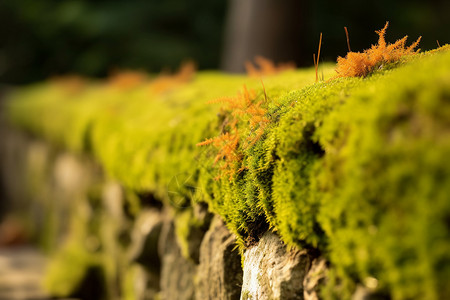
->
left=221, top=0, right=307, bottom=73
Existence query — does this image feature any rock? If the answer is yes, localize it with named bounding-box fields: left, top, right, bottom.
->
left=123, top=263, right=160, bottom=300
left=0, top=127, right=45, bottom=213
left=352, top=286, right=371, bottom=300
left=120, top=208, right=164, bottom=299
left=303, top=257, right=327, bottom=300
left=196, top=216, right=242, bottom=300
left=0, top=247, right=50, bottom=300
left=240, top=232, right=312, bottom=300
left=102, top=181, right=124, bottom=220
left=159, top=216, right=197, bottom=300
left=128, top=209, right=163, bottom=274
left=174, top=204, right=212, bottom=264
left=53, top=153, right=84, bottom=193
left=351, top=283, right=389, bottom=300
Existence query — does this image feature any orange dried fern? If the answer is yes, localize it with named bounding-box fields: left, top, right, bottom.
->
left=335, top=22, right=421, bottom=77
left=314, top=33, right=323, bottom=82
left=197, top=85, right=270, bottom=180
left=149, top=61, right=197, bottom=94
left=51, top=75, right=86, bottom=95
left=245, top=56, right=295, bottom=77
left=108, top=70, right=148, bottom=89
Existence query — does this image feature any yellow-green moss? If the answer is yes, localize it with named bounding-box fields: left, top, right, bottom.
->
left=44, top=241, right=101, bottom=297
left=43, top=197, right=103, bottom=297
left=7, top=49, right=450, bottom=299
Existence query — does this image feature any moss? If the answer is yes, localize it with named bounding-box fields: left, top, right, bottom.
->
left=44, top=240, right=101, bottom=297
left=174, top=208, right=198, bottom=260
left=174, top=205, right=211, bottom=262
left=44, top=180, right=122, bottom=298
left=43, top=197, right=103, bottom=297
left=7, top=49, right=450, bottom=299
left=314, top=50, right=450, bottom=299
left=122, top=264, right=143, bottom=300
left=241, top=290, right=251, bottom=300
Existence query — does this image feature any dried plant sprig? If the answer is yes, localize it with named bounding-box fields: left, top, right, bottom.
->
left=108, top=70, right=148, bottom=89
left=245, top=56, right=296, bottom=77
left=197, top=85, right=270, bottom=180
left=335, top=22, right=421, bottom=78
left=344, top=27, right=351, bottom=52
left=315, top=33, right=323, bottom=82
left=149, top=61, right=197, bottom=94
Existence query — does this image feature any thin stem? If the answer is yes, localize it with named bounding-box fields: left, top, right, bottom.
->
left=315, top=33, right=322, bottom=82
left=344, top=27, right=351, bottom=52
left=260, top=79, right=267, bottom=102
left=313, top=53, right=317, bottom=82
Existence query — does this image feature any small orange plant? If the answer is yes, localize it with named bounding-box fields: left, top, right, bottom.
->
left=313, top=33, right=323, bottom=82
left=108, top=70, right=148, bottom=89
left=245, top=56, right=295, bottom=77
left=197, top=85, right=270, bottom=180
left=335, top=22, right=421, bottom=77
left=51, top=75, right=86, bottom=96
left=149, top=61, right=196, bottom=94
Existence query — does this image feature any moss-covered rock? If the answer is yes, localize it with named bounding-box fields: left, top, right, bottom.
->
left=5, top=47, right=450, bottom=299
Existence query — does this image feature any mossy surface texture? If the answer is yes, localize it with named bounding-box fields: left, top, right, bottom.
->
left=7, top=49, right=450, bottom=299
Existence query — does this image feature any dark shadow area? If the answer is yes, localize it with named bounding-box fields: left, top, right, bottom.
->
left=1, top=0, right=449, bottom=82
left=70, top=266, right=107, bottom=300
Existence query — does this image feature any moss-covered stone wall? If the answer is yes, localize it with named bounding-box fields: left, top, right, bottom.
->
left=2, top=48, right=450, bottom=299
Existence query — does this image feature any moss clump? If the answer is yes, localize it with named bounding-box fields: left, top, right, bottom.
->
left=44, top=241, right=102, bottom=297
left=314, top=50, right=450, bottom=299
left=6, top=48, right=450, bottom=299
left=43, top=196, right=104, bottom=298
left=174, top=207, right=210, bottom=262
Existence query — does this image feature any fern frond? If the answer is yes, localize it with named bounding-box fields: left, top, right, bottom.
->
left=245, top=56, right=295, bottom=77
left=335, top=22, right=421, bottom=78
left=196, top=138, right=214, bottom=147
left=197, top=84, right=272, bottom=180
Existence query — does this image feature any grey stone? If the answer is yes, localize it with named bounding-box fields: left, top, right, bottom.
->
left=352, top=286, right=371, bottom=300
left=159, top=215, right=197, bottom=300
left=180, top=223, right=204, bottom=264
left=351, top=282, right=387, bottom=300
left=303, top=257, right=327, bottom=300
left=240, top=232, right=312, bottom=300
left=121, top=207, right=163, bottom=299
left=102, top=181, right=124, bottom=220
left=196, top=216, right=242, bottom=300
left=175, top=204, right=212, bottom=264
left=53, top=153, right=88, bottom=194
left=124, top=263, right=160, bottom=300
left=0, top=247, right=50, bottom=300
left=128, top=209, right=163, bottom=274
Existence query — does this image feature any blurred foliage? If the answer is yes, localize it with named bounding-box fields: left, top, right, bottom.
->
left=1, top=0, right=449, bottom=84
left=0, top=0, right=227, bottom=83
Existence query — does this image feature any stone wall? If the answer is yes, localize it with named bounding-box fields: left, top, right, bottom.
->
left=0, top=123, right=323, bottom=300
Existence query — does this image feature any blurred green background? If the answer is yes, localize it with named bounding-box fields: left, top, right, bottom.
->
left=0, top=0, right=449, bottom=84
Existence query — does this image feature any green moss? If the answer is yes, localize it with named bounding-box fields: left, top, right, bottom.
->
left=43, top=181, right=122, bottom=298
left=313, top=51, right=450, bottom=299
left=241, top=290, right=251, bottom=300
left=174, top=208, right=199, bottom=260
left=44, top=240, right=101, bottom=297
left=43, top=197, right=103, bottom=297
left=122, top=264, right=143, bottom=300
left=7, top=49, right=450, bottom=299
